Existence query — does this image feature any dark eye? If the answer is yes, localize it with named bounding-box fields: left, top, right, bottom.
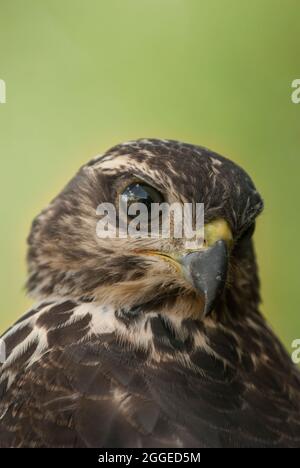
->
left=238, top=222, right=256, bottom=243
left=121, top=183, right=164, bottom=218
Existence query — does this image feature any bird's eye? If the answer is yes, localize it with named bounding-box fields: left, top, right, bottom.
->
left=120, top=183, right=164, bottom=219
left=238, top=222, right=256, bottom=243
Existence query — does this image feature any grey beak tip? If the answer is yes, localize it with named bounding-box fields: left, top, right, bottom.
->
left=182, top=240, right=228, bottom=317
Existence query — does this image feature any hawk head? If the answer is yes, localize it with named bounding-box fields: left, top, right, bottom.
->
left=27, top=139, right=263, bottom=319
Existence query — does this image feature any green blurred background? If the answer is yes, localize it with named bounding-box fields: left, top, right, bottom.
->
left=0, top=0, right=299, bottom=353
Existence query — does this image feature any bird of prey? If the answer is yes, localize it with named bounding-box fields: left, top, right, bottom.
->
left=0, top=138, right=299, bottom=448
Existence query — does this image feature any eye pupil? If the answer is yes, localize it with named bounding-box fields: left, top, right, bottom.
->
left=121, top=183, right=164, bottom=218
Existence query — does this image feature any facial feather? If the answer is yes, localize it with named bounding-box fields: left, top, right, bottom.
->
left=26, top=139, right=263, bottom=318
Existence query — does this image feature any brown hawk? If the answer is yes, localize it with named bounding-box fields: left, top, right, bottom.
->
left=0, top=139, right=299, bottom=447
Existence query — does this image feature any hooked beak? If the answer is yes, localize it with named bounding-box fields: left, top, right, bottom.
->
left=136, top=219, right=232, bottom=318
left=180, top=239, right=228, bottom=317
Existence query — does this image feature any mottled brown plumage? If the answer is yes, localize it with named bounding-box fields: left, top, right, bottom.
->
left=0, top=139, right=299, bottom=448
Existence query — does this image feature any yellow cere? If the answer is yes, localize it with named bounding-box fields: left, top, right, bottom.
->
left=204, top=219, right=233, bottom=248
